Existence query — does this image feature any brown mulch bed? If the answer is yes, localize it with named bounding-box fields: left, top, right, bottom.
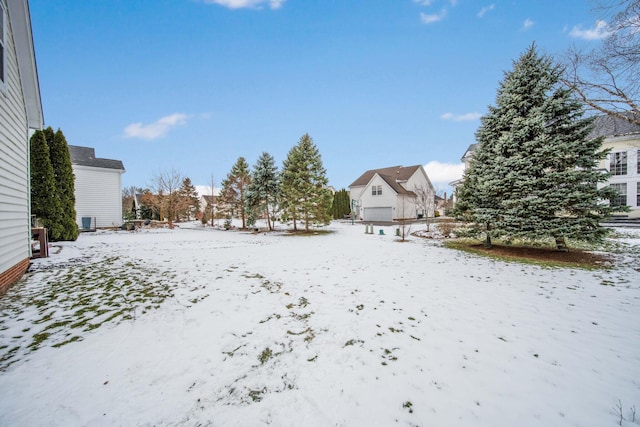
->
left=460, top=243, right=613, bottom=268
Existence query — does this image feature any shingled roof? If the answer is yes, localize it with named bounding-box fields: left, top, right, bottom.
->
left=69, top=145, right=125, bottom=171
left=349, top=165, right=421, bottom=188
left=589, top=112, right=640, bottom=139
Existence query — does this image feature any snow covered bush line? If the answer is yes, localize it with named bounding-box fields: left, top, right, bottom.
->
left=0, top=255, right=176, bottom=371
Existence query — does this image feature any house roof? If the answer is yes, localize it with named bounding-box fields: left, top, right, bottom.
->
left=69, top=145, right=125, bottom=171
left=349, top=165, right=421, bottom=188
left=377, top=174, right=415, bottom=196
left=589, top=112, right=640, bottom=139
left=461, top=143, right=478, bottom=161
left=7, top=0, right=43, bottom=129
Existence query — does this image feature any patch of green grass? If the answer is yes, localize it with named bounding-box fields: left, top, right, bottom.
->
left=258, top=347, right=273, bottom=365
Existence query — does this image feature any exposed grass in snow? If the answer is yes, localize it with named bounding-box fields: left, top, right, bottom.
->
left=0, top=254, right=176, bottom=371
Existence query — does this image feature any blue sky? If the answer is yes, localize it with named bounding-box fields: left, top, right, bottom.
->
left=29, top=0, right=610, bottom=194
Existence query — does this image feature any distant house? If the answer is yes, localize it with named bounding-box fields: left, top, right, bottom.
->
left=349, top=165, right=434, bottom=222
left=591, top=113, right=640, bottom=218
left=200, top=194, right=219, bottom=213
left=0, top=0, right=44, bottom=291
left=69, top=145, right=125, bottom=229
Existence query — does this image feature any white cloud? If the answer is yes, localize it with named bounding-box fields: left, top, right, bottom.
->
left=203, top=0, right=284, bottom=9
left=124, top=113, right=189, bottom=141
left=424, top=161, right=465, bottom=187
left=522, top=18, right=534, bottom=30
left=440, top=112, right=482, bottom=121
left=420, top=9, right=447, bottom=24
left=413, top=0, right=434, bottom=5
left=477, top=4, right=495, bottom=18
left=569, top=20, right=612, bottom=40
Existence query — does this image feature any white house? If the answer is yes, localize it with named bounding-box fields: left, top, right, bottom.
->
left=69, top=145, right=125, bottom=229
left=0, top=0, right=43, bottom=291
left=349, top=165, right=435, bottom=222
left=592, top=113, right=640, bottom=218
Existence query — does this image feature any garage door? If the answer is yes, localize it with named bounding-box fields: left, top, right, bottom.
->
left=363, top=207, right=393, bottom=222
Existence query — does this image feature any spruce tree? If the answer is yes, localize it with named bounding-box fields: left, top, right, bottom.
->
left=455, top=44, right=618, bottom=249
left=280, top=133, right=333, bottom=232
left=220, top=157, right=251, bottom=228
left=178, top=177, right=200, bottom=221
left=50, top=129, right=78, bottom=241
left=30, top=130, right=63, bottom=240
left=245, top=152, right=279, bottom=230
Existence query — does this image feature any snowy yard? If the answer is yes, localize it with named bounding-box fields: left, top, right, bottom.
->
left=1, top=222, right=639, bottom=426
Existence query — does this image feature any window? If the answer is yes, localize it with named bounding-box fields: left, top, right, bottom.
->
left=0, top=1, right=5, bottom=91
left=637, top=182, right=640, bottom=207
left=637, top=150, right=640, bottom=174
left=610, top=183, right=627, bottom=207
left=371, top=185, right=382, bottom=196
left=610, top=152, right=627, bottom=176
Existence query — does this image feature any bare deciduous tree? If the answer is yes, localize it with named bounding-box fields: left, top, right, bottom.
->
left=414, top=184, right=435, bottom=231
left=150, top=168, right=183, bottom=226
left=562, top=0, right=640, bottom=124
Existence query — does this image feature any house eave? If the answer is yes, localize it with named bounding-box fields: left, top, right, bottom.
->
left=8, top=0, right=43, bottom=130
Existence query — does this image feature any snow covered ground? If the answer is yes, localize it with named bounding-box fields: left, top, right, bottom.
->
left=1, top=222, right=639, bottom=426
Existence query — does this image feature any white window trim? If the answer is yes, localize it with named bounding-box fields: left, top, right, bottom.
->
left=0, top=1, right=6, bottom=95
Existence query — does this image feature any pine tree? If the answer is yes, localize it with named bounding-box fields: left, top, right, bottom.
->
left=455, top=44, right=618, bottom=249
left=50, top=128, right=79, bottom=241
left=220, top=157, right=251, bottom=228
left=245, top=152, right=279, bottom=230
left=30, top=130, right=63, bottom=240
left=280, top=133, right=333, bottom=232
left=178, top=177, right=200, bottom=221
left=331, top=188, right=350, bottom=219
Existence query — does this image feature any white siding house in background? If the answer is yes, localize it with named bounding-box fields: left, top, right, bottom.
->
left=591, top=113, right=640, bottom=218
left=0, top=0, right=43, bottom=291
left=69, top=145, right=125, bottom=229
left=349, top=165, right=435, bottom=222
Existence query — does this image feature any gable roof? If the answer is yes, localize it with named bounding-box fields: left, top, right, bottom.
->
left=349, top=165, right=421, bottom=188
left=377, top=174, right=415, bottom=196
left=589, top=112, right=640, bottom=139
left=69, top=145, right=125, bottom=171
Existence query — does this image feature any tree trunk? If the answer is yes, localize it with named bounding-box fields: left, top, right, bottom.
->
left=484, top=224, right=492, bottom=249
left=555, top=236, right=568, bottom=252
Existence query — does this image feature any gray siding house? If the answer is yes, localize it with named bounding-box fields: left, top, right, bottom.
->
left=0, top=0, right=43, bottom=291
left=69, top=145, right=125, bottom=229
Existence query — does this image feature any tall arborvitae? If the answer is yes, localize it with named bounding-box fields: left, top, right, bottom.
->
left=331, top=188, right=350, bottom=219
left=50, top=128, right=78, bottom=241
left=220, top=157, right=251, bottom=228
left=455, top=44, right=618, bottom=249
left=245, top=152, right=279, bottom=230
left=30, top=130, right=63, bottom=240
left=280, top=133, right=333, bottom=232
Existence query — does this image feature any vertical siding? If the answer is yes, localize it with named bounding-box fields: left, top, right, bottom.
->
left=72, top=165, right=123, bottom=228
left=0, top=1, right=30, bottom=275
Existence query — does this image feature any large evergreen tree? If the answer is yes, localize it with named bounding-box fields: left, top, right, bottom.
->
left=455, top=44, right=618, bottom=249
left=220, top=157, right=251, bottom=228
left=49, top=128, right=78, bottom=241
left=30, top=130, right=63, bottom=240
left=280, top=133, right=333, bottom=232
left=245, top=152, right=279, bottom=230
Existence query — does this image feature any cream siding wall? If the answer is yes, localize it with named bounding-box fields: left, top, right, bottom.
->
left=599, top=135, right=640, bottom=218
left=0, top=3, right=31, bottom=275
left=403, top=168, right=435, bottom=217
left=73, top=165, right=124, bottom=228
